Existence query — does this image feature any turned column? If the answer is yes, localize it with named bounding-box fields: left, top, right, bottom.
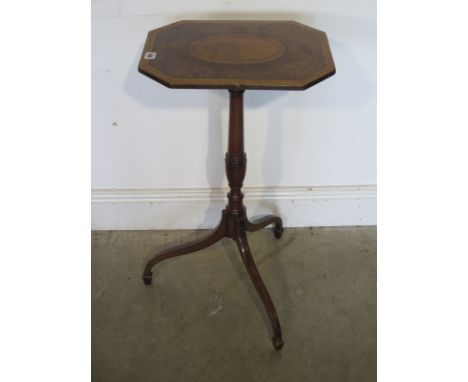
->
left=225, top=90, right=247, bottom=237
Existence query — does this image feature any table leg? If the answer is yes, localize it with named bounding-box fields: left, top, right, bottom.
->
left=235, top=228, right=284, bottom=349
left=246, top=215, right=284, bottom=238
left=142, top=213, right=227, bottom=285
left=142, top=89, right=284, bottom=349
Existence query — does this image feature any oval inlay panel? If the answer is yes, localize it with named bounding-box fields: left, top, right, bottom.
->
left=189, top=34, right=285, bottom=64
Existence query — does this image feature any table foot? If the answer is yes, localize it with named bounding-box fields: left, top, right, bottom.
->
left=143, top=272, right=152, bottom=285
left=235, top=229, right=283, bottom=350
left=246, top=215, right=284, bottom=239
left=272, top=336, right=284, bottom=350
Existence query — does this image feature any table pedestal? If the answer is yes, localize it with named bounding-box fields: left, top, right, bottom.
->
left=142, top=90, right=284, bottom=349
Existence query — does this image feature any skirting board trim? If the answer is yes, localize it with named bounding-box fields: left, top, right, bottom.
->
left=91, top=185, right=376, bottom=230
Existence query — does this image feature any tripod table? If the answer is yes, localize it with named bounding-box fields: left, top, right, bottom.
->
left=138, top=20, right=335, bottom=349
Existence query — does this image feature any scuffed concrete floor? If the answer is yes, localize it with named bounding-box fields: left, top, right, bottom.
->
left=92, top=227, right=376, bottom=382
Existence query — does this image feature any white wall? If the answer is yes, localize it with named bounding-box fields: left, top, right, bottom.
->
left=91, top=0, right=376, bottom=229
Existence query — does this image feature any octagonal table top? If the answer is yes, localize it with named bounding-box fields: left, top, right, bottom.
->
left=138, top=20, right=335, bottom=90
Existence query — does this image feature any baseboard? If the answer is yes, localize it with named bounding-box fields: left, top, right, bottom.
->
left=91, top=185, right=376, bottom=230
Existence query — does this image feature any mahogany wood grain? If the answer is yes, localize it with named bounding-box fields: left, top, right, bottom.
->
left=139, top=20, right=336, bottom=350
left=142, top=90, right=284, bottom=349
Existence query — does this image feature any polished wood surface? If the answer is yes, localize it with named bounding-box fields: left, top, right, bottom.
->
left=139, top=20, right=336, bottom=350
left=143, top=90, right=284, bottom=349
left=138, top=20, right=335, bottom=90
left=189, top=34, right=285, bottom=65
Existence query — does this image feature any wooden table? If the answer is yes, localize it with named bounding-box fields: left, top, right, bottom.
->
left=138, top=20, right=335, bottom=349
